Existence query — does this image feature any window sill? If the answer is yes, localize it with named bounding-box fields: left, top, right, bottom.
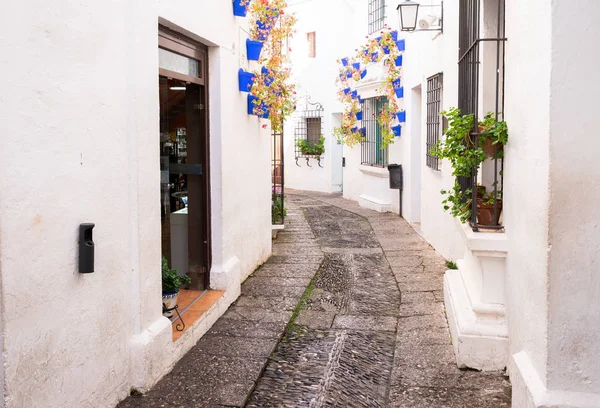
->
left=359, top=164, right=389, bottom=178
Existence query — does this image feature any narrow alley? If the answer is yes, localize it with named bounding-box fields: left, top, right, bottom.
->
left=120, top=191, right=511, bottom=407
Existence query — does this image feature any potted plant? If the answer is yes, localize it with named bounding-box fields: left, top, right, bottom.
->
left=162, top=256, right=191, bottom=318
left=431, top=107, right=508, bottom=225
left=296, top=136, right=325, bottom=156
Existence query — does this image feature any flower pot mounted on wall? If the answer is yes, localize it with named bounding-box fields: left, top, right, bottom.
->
left=343, top=87, right=351, bottom=95
left=356, top=111, right=363, bottom=121
left=341, top=57, right=349, bottom=66
left=352, top=62, right=360, bottom=71
left=246, top=39, right=264, bottom=61
left=396, top=39, right=405, bottom=51
left=233, top=0, right=248, bottom=17
left=360, top=69, right=367, bottom=79
left=396, top=111, right=406, bottom=123
left=248, top=94, right=269, bottom=118
left=394, top=54, right=403, bottom=67
left=392, top=125, right=402, bottom=137
left=238, top=69, right=255, bottom=92
left=477, top=199, right=503, bottom=226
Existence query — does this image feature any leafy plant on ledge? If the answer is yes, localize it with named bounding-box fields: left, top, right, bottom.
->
left=271, top=192, right=287, bottom=224
left=296, top=136, right=325, bottom=156
left=162, top=256, right=191, bottom=294
left=431, top=107, right=508, bottom=223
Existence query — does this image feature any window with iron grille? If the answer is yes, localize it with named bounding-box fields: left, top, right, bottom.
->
left=294, top=99, right=324, bottom=157
left=368, top=0, right=385, bottom=35
left=426, top=73, right=443, bottom=170
left=361, top=97, right=389, bottom=166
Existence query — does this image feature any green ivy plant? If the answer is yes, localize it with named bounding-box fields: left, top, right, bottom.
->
left=162, top=256, right=191, bottom=294
left=431, top=107, right=508, bottom=223
left=296, top=136, right=325, bottom=156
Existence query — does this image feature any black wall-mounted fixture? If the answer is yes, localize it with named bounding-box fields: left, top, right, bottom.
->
left=388, top=164, right=404, bottom=218
left=79, top=223, right=95, bottom=273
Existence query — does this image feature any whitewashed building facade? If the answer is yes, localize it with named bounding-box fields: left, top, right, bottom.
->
left=286, top=0, right=600, bottom=407
left=0, top=1, right=273, bottom=407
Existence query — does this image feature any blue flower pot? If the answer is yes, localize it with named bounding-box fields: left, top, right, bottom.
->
left=371, top=52, right=379, bottom=62
left=233, top=0, right=247, bottom=17
left=341, top=57, right=349, bottom=66
left=358, top=96, right=363, bottom=104
left=246, top=39, right=264, bottom=61
left=351, top=90, right=358, bottom=99
left=262, top=66, right=274, bottom=86
left=356, top=111, right=363, bottom=121
left=343, top=87, right=351, bottom=95
left=360, top=69, right=367, bottom=79
left=395, top=86, right=404, bottom=98
left=352, top=62, right=360, bottom=71
left=376, top=36, right=382, bottom=43
left=359, top=127, right=366, bottom=136
left=392, top=125, right=402, bottom=137
left=351, top=126, right=358, bottom=133
left=396, top=39, right=405, bottom=51
left=396, top=111, right=406, bottom=123
left=383, top=46, right=390, bottom=55
left=247, top=94, right=269, bottom=118
left=391, top=30, right=398, bottom=41
left=346, top=70, right=353, bottom=79
left=393, top=78, right=401, bottom=89
left=238, top=69, right=254, bottom=92
left=394, top=54, right=403, bottom=67
left=256, top=20, right=272, bottom=41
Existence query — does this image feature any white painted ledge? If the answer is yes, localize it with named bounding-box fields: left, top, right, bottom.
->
left=444, top=218, right=509, bottom=371
left=358, top=194, right=391, bottom=213
left=359, top=165, right=389, bottom=178
left=272, top=224, right=285, bottom=239
left=511, top=350, right=600, bottom=408
left=444, top=270, right=509, bottom=371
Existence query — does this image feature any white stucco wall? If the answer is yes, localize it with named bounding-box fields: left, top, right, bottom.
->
left=503, top=0, right=551, bottom=394
left=0, top=1, right=272, bottom=407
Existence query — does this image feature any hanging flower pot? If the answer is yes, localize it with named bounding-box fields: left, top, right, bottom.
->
left=343, top=87, right=351, bottom=95
left=345, top=70, right=353, bottom=79
left=371, top=52, right=379, bottom=62
left=394, top=54, right=403, bottom=67
left=396, top=111, right=406, bottom=123
left=396, top=39, right=405, bottom=51
left=238, top=69, right=255, bottom=92
left=395, top=86, right=404, bottom=98
left=358, top=95, right=363, bottom=104
left=262, top=66, right=274, bottom=86
left=391, top=30, right=398, bottom=41
left=359, top=127, right=366, bottom=136
left=376, top=36, right=382, bottom=43
left=233, top=0, right=248, bottom=17
left=392, top=125, right=402, bottom=137
left=360, top=69, right=367, bottom=79
left=351, top=90, right=358, bottom=99
left=256, top=20, right=272, bottom=41
left=247, top=94, right=269, bottom=118
left=352, top=62, right=361, bottom=71
left=382, top=46, right=390, bottom=54
left=341, top=57, right=349, bottom=66
left=246, top=39, right=264, bottom=61
left=356, top=111, right=363, bottom=121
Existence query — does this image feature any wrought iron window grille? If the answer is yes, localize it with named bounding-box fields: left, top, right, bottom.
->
left=294, top=96, right=324, bottom=167
left=426, top=73, right=443, bottom=171
left=272, top=119, right=285, bottom=225
left=368, top=0, right=386, bottom=35
left=458, top=0, right=506, bottom=231
left=361, top=96, right=389, bottom=167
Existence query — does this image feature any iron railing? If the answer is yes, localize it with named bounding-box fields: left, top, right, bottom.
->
left=458, top=0, right=506, bottom=231
left=426, top=73, right=443, bottom=171
left=272, top=122, right=285, bottom=225
left=361, top=97, right=388, bottom=167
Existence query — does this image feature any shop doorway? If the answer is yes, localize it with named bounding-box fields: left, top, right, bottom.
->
left=159, top=29, right=211, bottom=291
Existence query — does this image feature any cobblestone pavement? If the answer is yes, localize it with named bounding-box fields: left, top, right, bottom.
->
left=120, top=191, right=511, bottom=407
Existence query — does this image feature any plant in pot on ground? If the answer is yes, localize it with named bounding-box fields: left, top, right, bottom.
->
left=431, top=107, right=508, bottom=225
left=296, top=136, right=325, bottom=156
left=271, top=191, right=287, bottom=224
left=162, top=256, right=191, bottom=317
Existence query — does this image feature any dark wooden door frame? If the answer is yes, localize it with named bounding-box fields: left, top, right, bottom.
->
left=159, top=25, right=212, bottom=290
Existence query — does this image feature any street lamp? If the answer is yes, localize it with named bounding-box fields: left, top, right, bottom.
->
left=397, top=0, right=443, bottom=33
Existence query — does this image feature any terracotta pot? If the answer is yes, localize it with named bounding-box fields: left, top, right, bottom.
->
left=476, top=185, right=486, bottom=200
left=482, top=138, right=503, bottom=157
left=476, top=198, right=503, bottom=226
